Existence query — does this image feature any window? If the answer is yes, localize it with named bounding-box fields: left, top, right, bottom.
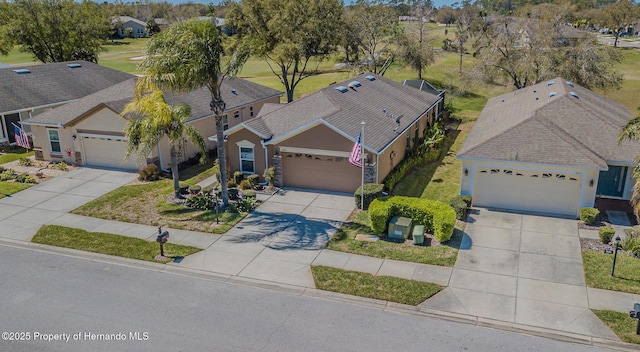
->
left=222, top=114, right=229, bottom=131
left=234, top=111, right=240, bottom=119
left=250, top=106, right=254, bottom=117
left=240, top=147, right=254, bottom=173
left=48, top=129, right=61, bottom=154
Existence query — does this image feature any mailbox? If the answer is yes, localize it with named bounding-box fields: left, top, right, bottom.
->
left=157, top=231, right=169, bottom=243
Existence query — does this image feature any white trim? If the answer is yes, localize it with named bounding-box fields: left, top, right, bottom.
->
left=457, top=156, right=606, bottom=171
left=261, top=140, right=269, bottom=170
left=77, top=133, right=127, bottom=141
left=47, top=128, right=62, bottom=154
left=236, top=139, right=255, bottom=148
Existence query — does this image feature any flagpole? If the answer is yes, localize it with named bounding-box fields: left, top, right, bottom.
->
left=360, top=120, right=365, bottom=210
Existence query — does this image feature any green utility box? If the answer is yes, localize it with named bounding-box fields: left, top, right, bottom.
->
left=412, top=225, right=425, bottom=244
left=388, top=216, right=413, bottom=240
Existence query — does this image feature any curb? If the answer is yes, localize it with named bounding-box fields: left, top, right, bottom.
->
left=2, top=238, right=639, bottom=351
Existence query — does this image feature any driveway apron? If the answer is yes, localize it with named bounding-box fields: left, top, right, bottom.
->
left=421, top=208, right=619, bottom=340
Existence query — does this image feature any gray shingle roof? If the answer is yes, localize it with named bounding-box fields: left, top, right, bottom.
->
left=458, top=77, right=640, bottom=168
left=0, top=61, right=134, bottom=114
left=24, top=77, right=283, bottom=127
left=245, top=74, right=442, bottom=153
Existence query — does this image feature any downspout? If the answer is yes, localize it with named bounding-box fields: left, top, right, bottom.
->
left=261, top=140, right=269, bottom=170
left=157, top=144, right=170, bottom=173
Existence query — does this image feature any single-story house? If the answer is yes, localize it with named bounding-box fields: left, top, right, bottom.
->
left=22, top=77, right=282, bottom=170
left=221, top=74, right=445, bottom=193
left=114, top=16, right=148, bottom=38
left=0, top=61, right=133, bottom=146
left=458, top=77, right=640, bottom=218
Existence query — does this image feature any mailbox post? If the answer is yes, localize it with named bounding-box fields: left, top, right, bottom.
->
left=156, top=226, right=169, bottom=259
left=630, top=303, right=640, bottom=335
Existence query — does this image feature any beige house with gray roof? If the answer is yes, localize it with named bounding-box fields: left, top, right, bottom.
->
left=222, top=74, right=444, bottom=193
left=458, top=77, right=639, bottom=218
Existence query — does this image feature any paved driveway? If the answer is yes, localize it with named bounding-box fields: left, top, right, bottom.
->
left=0, top=168, right=137, bottom=241
left=177, top=189, right=355, bottom=287
left=421, top=208, right=619, bottom=340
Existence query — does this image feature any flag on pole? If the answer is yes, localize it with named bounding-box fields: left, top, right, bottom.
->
left=12, top=123, right=31, bottom=149
left=349, top=132, right=362, bottom=168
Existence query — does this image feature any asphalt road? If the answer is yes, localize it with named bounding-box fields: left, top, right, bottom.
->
left=0, top=244, right=619, bottom=352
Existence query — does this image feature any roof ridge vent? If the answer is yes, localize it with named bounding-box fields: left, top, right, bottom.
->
left=348, top=81, right=361, bottom=88
left=365, top=75, right=375, bottom=81
left=566, top=81, right=574, bottom=87
left=13, top=68, right=30, bottom=74
left=547, top=80, right=555, bottom=86
left=67, top=63, right=82, bottom=68
left=549, top=91, right=557, bottom=97
left=570, top=91, right=579, bottom=99
left=335, top=86, right=348, bottom=93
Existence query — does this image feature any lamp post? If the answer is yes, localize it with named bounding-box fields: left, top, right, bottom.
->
left=611, top=235, right=621, bottom=276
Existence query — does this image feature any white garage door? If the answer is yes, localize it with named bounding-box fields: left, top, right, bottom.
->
left=473, top=167, right=582, bottom=217
left=82, top=136, right=140, bottom=170
left=282, top=152, right=362, bottom=193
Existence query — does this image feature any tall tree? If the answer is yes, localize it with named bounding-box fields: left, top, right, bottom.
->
left=348, top=0, right=401, bottom=76
left=0, top=0, right=13, bottom=56
left=7, top=0, right=109, bottom=63
left=122, top=81, right=207, bottom=198
left=227, top=0, right=343, bottom=102
left=398, top=0, right=435, bottom=79
left=618, top=108, right=640, bottom=221
left=598, top=0, right=639, bottom=48
left=137, top=19, right=248, bottom=207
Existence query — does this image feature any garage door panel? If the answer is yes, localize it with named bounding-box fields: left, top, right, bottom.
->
left=283, top=153, right=361, bottom=193
left=82, top=136, right=140, bottom=170
left=473, top=168, right=581, bottom=217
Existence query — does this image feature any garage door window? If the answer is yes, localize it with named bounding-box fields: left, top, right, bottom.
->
left=240, top=147, right=254, bottom=173
left=48, top=129, right=61, bottom=154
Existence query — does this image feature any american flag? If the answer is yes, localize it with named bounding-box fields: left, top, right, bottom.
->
left=349, top=132, right=362, bottom=168
left=13, top=123, right=31, bottom=149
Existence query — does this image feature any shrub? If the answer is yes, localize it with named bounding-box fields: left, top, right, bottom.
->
left=228, top=188, right=240, bottom=200
left=383, top=147, right=441, bottom=190
left=449, top=196, right=468, bottom=221
left=19, top=157, right=32, bottom=166
left=231, top=197, right=257, bottom=213
left=24, top=175, right=36, bottom=183
left=247, top=174, right=260, bottom=187
left=458, top=195, right=472, bottom=208
left=51, top=161, right=68, bottom=171
left=227, top=179, right=237, bottom=188
left=178, top=182, right=189, bottom=194
left=264, top=166, right=275, bottom=187
left=580, top=207, right=599, bottom=225
left=354, top=183, right=384, bottom=210
left=0, top=169, right=16, bottom=181
left=622, top=228, right=640, bottom=257
left=599, top=226, right=615, bottom=244
left=202, top=185, right=214, bottom=195
left=14, top=173, right=35, bottom=183
left=138, top=164, right=161, bottom=181
left=368, top=196, right=456, bottom=242
left=0, top=166, right=4, bottom=172
left=189, top=185, right=202, bottom=194
left=239, top=179, right=252, bottom=190
left=233, top=171, right=244, bottom=184
left=243, top=189, right=257, bottom=199
left=185, top=193, right=216, bottom=210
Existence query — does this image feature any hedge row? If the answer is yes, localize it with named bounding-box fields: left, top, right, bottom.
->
left=368, top=196, right=456, bottom=242
left=383, top=147, right=440, bottom=191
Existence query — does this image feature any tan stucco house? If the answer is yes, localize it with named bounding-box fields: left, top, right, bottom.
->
left=221, top=74, right=445, bottom=193
left=22, top=77, right=282, bottom=170
left=0, top=61, right=133, bottom=147
left=458, top=77, right=640, bottom=218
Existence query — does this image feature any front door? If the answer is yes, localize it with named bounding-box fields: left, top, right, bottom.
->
left=596, top=166, right=627, bottom=197
left=5, top=113, right=20, bottom=143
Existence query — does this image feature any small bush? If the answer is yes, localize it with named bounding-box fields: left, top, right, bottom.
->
left=622, top=228, right=640, bottom=257
left=580, top=207, right=600, bottom=225
left=599, top=226, right=616, bottom=244
left=202, top=185, right=214, bottom=195
left=178, top=182, right=189, bottom=194
left=228, top=188, right=240, bottom=200
left=185, top=193, right=216, bottom=210
left=354, top=183, right=384, bottom=210
left=458, top=195, right=472, bottom=208
left=231, top=197, right=257, bottom=213
left=24, top=175, right=36, bottom=183
left=243, top=189, right=257, bottom=199
left=449, top=196, right=468, bottom=221
left=233, top=171, right=244, bottom=184
left=0, top=166, right=4, bottom=172
left=264, top=166, right=275, bottom=186
left=189, top=185, right=202, bottom=194
left=50, top=161, right=68, bottom=171
left=227, top=179, right=237, bottom=188
left=0, top=169, right=16, bottom=181
left=239, top=179, right=252, bottom=190
left=19, top=157, right=32, bottom=166
left=247, top=174, right=260, bottom=187
left=138, top=164, right=161, bottom=181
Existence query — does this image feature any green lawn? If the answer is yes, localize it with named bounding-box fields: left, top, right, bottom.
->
left=0, top=148, right=33, bottom=164
left=311, top=265, right=442, bottom=306
left=32, top=225, right=202, bottom=263
left=0, top=181, right=31, bottom=199
left=582, top=251, right=640, bottom=294
left=326, top=209, right=461, bottom=266
left=593, top=310, right=640, bottom=345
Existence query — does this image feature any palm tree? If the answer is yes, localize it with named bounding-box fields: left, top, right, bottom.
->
left=618, top=109, right=640, bottom=221
left=122, top=81, right=207, bottom=198
left=137, top=18, right=248, bottom=207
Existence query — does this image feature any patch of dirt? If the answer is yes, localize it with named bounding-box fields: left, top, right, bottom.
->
left=577, top=211, right=609, bottom=230
left=1, top=158, right=76, bottom=184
